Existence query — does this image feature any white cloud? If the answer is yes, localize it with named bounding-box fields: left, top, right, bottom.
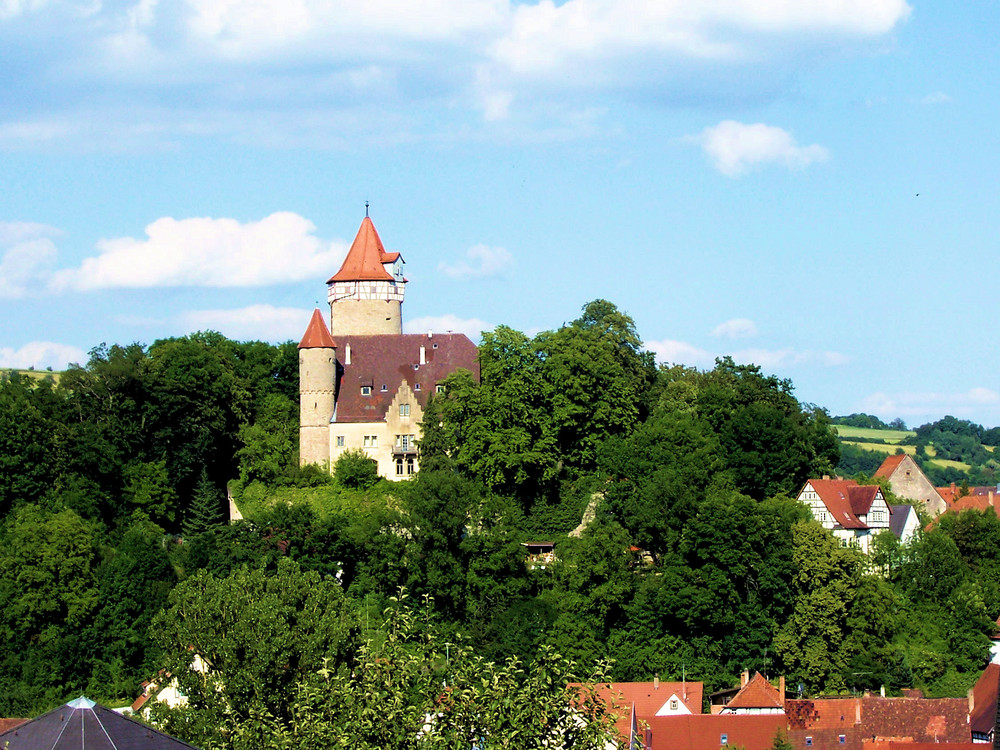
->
left=860, top=388, right=1000, bottom=420
left=919, top=91, right=952, bottom=105
left=177, top=304, right=312, bottom=342
left=711, top=318, right=757, bottom=339
left=645, top=337, right=849, bottom=370
left=0, top=222, right=62, bottom=299
left=0, top=341, right=87, bottom=370
left=438, top=244, right=513, bottom=280
left=691, top=121, right=830, bottom=177
left=644, top=339, right=715, bottom=368
left=405, top=314, right=492, bottom=341
left=50, top=212, right=348, bottom=290
left=491, top=0, right=909, bottom=77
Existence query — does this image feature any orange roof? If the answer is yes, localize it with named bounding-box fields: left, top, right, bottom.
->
left=971, top=663, right=999, bottom=735
left=645, top=714, right=785, bottom=750
left=804, top=479, right=884, bottom=530
left=298, top=309, right=337, bottom=350
left=874, top=454, right=907, bottom=479
left=592, top=681, right=703, bottom=740
left=725, top=673, right=784, bottom=711
left=327, top=216, right=397, bottom=283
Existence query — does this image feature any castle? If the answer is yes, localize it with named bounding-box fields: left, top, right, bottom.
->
left=298, top=215, right=479, bottom=479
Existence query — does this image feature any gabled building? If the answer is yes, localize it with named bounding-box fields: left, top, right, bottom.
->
left=797, top=478, right=895, bottom=553
left=874, top=455, right=946, bottom=517
left=298, top=215, right=479, bottom=479
left=720, top=672, right=785, bottom=715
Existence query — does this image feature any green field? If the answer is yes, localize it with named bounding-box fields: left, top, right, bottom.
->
left=832, top=425, right=916, bottom=444
left=1, top=368, right=61, bottom=384
left=842, top=440, right=914, bottom=455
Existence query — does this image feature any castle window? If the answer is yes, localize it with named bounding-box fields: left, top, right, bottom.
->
left=407, top=458, right=416, bottom=474
left=381, top=384, right=388, bottom=392
left=436, top=384, right=445, bottom=393
left=400, top=404, right=410, bottom=417
left=363, top=435, right=378, bottom=448
left=361, top=386, right=372, bottom=396
left=336, top=436, right=345, bottom=447
left=415, top=383, right=421, bottom=391
left=396, top=459, right=404, bottom=476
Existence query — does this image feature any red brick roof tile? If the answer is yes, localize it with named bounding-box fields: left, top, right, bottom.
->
left=971, top=663, right=999, bottom=735
left=725, top=672, right=784, bottom=711
left=805, top=479, right=885, bottom=530
left=645, top=714, right=785, bottom=750
left=298, top=308, right=337, bottom=350
left=874, top=454, right=907, bottom=479
left=593, top=681, right=703, bottom=740
left=328, top=216, right=397, bottom=283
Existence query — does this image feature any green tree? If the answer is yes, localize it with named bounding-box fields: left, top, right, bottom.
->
left=333, top=449, right=379, bottom=489
left=183, top=468, right=225, bottom=537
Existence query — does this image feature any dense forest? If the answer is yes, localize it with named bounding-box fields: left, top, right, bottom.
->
left=1, top=301, right=998, bottom=749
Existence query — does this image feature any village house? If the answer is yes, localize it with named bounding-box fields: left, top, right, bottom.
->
left=874, top=455, right=947, bottom=517
left=298, top=215, right=479, bottom=480
left=796, top=478, right=917, bottom=553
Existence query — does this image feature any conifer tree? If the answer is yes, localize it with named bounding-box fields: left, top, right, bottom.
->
left=183, top=468, right=224, bottom=536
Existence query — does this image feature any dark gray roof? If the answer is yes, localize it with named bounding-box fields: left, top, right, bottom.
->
left=889, top=504, right=914, bottom=538
left=0, top=697, right=200, bottom=750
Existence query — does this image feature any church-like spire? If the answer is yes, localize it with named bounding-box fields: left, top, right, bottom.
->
left=298, top=308, right=336, bottom=349
left=327, top=216, right=400, bottom=284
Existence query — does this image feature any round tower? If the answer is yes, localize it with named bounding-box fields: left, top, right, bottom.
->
left=327, top=215, right=405, bottom=337
left=298, top=309, right=337, bottom=468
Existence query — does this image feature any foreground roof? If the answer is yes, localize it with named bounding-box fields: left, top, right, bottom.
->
left=644, top=714, right=785, bottom=750
left=592, top=681, right=703, bottom=740
left=0, top=697, right=200, bottom=749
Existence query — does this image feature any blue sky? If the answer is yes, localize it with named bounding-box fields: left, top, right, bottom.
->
left=1, top=0, right=998, bottom=429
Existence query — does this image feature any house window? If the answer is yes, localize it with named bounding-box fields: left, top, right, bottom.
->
left=400, top=403, right=411, bottom=417
left=336, top=436, right=345, bottom=447
left=720, top=734, right=728, bottom=746
left=805, top=737, right=813, bottom=747
left=838, top=736, right=846, bottom=745
left=363, top=435, right=378, bottom=448
left=361, top=385, right=372, bottom=396
left=670, top=699, right=678, bottom=710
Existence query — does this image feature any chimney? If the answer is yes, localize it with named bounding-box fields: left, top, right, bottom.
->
left=428, top=330, right=433, bottom=338
left=880, top=685, right=885, bottom=698
left=823, top=475, right=830, bottom=480
left=855, top=698, right=861, bottom=725
left=419, top=345, right=426, bottom=366
left=345, top=342, right=352, bottom=365
left=969, top=688, right=975, bottom=715
left=654, top=673, right=659, bottom=690
left=779, top=676, right=785, bottom=707
left=742, top=670, right=749, bottom=687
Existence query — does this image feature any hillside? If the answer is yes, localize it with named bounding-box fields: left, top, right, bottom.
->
left=832, top=415, right=1000, bottom=485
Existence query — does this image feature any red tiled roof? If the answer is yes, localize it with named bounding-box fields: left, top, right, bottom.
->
left=725, top=672, right=784, bottom=711
left=593, top=681, right=703, bottom=740
left=0, top=720, right=27, bottom=733
left=327, top=216, right=397, bottom=283
left=645, top=714, right=785, bottom=750
left=298, top=308, right=337, bottom=350
left=804, top=479, right=885, bottom=529
left=334, top=333, right=479, bottom=423
left=874, top=454, right=907, bottom=479
left=786, top=695, right=971, bottom=750
left=971, top=663, right=999, bottom=735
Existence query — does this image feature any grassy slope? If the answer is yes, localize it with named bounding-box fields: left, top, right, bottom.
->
left=833, top=425, right=916, bottom=444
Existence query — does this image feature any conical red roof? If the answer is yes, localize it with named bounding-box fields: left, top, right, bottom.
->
left=298, top=309, right=336, bottom=349
left=327, top=216, right=397, bottom=283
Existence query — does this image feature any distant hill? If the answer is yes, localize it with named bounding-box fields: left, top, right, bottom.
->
left=833, top=416, right=999, bottom=486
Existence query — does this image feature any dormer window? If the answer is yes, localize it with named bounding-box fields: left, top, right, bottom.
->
left=414, top=383, right=421, bottom=391
left=670, top=699, right=678, bottom=710
left=361, top=386, right=372, bottom=396
left=381, top=384, right=388, bottom=392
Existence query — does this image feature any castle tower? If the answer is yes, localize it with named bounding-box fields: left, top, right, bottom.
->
left=298, top=308, right=337, bottom=468
left=326, top=216, right=405, bottom=338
